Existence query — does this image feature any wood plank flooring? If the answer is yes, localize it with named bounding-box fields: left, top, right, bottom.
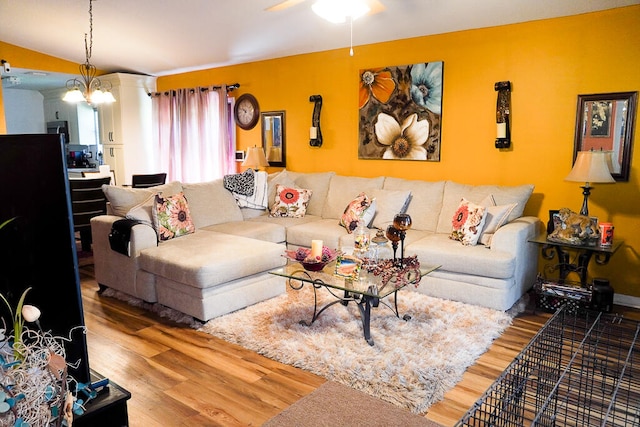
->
left=78, top=264, right=639, bottom=427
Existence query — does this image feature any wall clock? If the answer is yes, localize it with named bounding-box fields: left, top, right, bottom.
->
left=234, top=93, right=260, bottom=130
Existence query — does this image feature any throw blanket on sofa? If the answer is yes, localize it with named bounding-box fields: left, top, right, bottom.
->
left=229, top=170, right=268, bottom=209
left=223, top=168, right=255, bottom=196
left=109, top=218, right=149, bottom=256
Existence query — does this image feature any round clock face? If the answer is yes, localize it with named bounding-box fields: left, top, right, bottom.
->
left=234, top=94, right=260, bottom=130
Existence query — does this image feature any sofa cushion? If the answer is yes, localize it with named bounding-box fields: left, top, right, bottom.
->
left=286, top=218, right=347, bottom=251
left=102, top=181, right=183, bottom=217
left=286, top=171, right=335, bottom=217
left=382, top=177, right=445, bottom=232
left=202, top=221, right=286, bottom=244
left=369, top=188, right=412, bottom=230
left=450, top=198, right=487, bottom=246
left=152, top=192, right=196, bottom=241
left=125, top=193, right=155, bottom=224
left=408, top=234, right=515, bottom=279
left=340, top=192, right=375, bottom=233
left=321, top=175, right=385, bottom=219
left=249, top=212, right=321, bottom=226
left=138, top=231, right=285, bottom=289
left=436, top=181, right=534, bottom=234
left=269, top=185, right=313, bottom=218
left=182, top=179, right=243, bottom=228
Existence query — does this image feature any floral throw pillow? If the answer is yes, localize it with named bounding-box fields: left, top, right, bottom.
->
left=152, top=192, right=196, bottom=241
left=450, top=198, right=487, bottom=246
left=339, top=192, right=375, bottom=233
left=269, top=185, right=313, bottom=218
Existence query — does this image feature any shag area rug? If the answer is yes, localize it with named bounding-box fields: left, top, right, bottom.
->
left=199, top=285, right=514, bottom=414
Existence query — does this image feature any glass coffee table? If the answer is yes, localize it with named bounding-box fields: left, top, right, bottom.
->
left=269, top=261, right=439, bottom=346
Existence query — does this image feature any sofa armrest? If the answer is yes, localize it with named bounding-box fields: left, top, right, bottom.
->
left=491, top=216, right=543, bottom=296
left=490, top=216, right=541, bottom=253
left=91, top=215, right=158, bottom=257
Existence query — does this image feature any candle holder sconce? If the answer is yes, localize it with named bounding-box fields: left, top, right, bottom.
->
left=495, top=81, right=511, bottom=149
left=392, top=213, right=412, bottom=267
left=309, top=94, right=323, bottom=147
left=385, top=225, right=401, bottom=264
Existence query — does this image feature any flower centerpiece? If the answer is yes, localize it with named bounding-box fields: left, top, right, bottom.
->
left=283, top=246, right=339, bottom=271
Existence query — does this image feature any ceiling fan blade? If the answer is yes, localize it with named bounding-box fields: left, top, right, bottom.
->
left=366, top=0, right=385, bottom=15
left=266, top=0, right=308, bottom=12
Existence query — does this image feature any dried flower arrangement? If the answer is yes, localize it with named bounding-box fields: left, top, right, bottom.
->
left=361, top=255, right=422, bottom=292
left=0, top=218, right=93, bottom=427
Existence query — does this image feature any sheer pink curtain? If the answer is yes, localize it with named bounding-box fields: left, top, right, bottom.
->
left=151, top=86, right=235, bottom=183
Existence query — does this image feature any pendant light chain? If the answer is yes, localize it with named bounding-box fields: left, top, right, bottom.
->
left=85, top=0, right=93, bottom=63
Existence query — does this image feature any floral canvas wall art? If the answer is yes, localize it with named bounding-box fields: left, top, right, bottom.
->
left=358, top=61, right=443, bottom=161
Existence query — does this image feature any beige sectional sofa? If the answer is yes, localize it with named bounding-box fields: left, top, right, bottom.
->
left=91, top=170, right=542, bottom=321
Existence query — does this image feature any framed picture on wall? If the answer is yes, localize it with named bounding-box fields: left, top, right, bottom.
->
left=358, top=61, right=444, bottom=162
left=573, top=91, right=638, bottom=182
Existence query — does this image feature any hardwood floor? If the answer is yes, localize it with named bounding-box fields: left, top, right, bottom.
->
left=78, top=264, right=639, bottom=427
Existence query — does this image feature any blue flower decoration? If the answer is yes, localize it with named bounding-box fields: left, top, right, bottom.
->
left=410, top=62, right=443, bottom=115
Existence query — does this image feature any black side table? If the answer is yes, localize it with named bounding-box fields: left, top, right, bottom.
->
left=529, top=232, right=623, bottom=288
left=74, top=370, right=131, bottom=427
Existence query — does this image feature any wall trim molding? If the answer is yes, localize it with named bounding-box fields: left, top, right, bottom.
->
left=615, top=293, right=640, bottom=309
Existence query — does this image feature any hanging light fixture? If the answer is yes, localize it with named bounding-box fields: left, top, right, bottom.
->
left=312, top=0, right=371, bottom=56
left=311, top=0, right=370, bottom=24
left=63, top=0, right=115, bottom=105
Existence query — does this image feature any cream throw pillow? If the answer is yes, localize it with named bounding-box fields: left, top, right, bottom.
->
left=370, top=188, right=412, bottom=230
left=478, top=195, right=518, bottom=247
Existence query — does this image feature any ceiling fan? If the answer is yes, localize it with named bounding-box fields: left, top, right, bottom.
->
left=266, top=0, right=385, bottom=23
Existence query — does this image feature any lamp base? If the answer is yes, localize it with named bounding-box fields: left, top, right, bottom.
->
left=579, top=185, right=592, bottom=216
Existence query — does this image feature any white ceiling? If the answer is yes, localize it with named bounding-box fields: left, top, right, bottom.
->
left=1, top=0, right=639, bottom=90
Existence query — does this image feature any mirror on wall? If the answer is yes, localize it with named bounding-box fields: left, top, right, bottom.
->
left=573, top=91, right=637, bottom=182
left=261, top=110, right=285, bottom=168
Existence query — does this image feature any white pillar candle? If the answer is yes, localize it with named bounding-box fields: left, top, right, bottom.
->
left=311, top=240, right=323, bottom=260
left=310, top=127, right=318, bottom=139
left=497, top=122, right=507, bottom=138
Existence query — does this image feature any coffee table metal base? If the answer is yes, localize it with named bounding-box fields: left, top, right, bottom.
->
left=287, top=274, right=408, bottom=346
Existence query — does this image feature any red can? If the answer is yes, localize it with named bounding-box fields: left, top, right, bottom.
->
left=599, top=222, right=614, bottom=247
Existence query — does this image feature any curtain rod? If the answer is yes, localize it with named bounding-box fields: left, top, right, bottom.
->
left=147, top=82, right=240, bottom=97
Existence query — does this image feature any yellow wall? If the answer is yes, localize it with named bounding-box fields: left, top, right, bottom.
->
left=2, top=7, right=639, bottom=298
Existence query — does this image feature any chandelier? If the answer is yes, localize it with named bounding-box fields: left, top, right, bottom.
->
left=63, top=0, right=115, bottom=105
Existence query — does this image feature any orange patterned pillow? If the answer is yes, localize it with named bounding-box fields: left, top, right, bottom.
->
left=269, top=185, right=313, bottom=218
left=340, top=192, right=375, bottom=233
left=152, top=192, right=195, bottom=241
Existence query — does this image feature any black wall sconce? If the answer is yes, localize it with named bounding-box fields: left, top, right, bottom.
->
left=309, top=94, right=323, bottom=147
left=495, top=81, right=511, bottom=149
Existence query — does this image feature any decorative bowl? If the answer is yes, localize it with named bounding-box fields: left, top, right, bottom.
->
left=283, top=247, right=339, bottom=271
left=301, top=260, right=329, bottom=271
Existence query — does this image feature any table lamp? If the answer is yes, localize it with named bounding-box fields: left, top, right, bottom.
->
left=564, top=150, right=614, bottom=216
left=242, top=146, right=269, bottom=171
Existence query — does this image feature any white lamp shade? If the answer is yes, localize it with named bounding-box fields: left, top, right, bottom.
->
left=102, top=90, right=116, bottom=103
left=312, top=0, right=370, bottom=23
left=63, top=88, right=85, bottom=103
left=565, top=150, right=615, bottom=184
left=242, top=146, right=269, bottom=169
